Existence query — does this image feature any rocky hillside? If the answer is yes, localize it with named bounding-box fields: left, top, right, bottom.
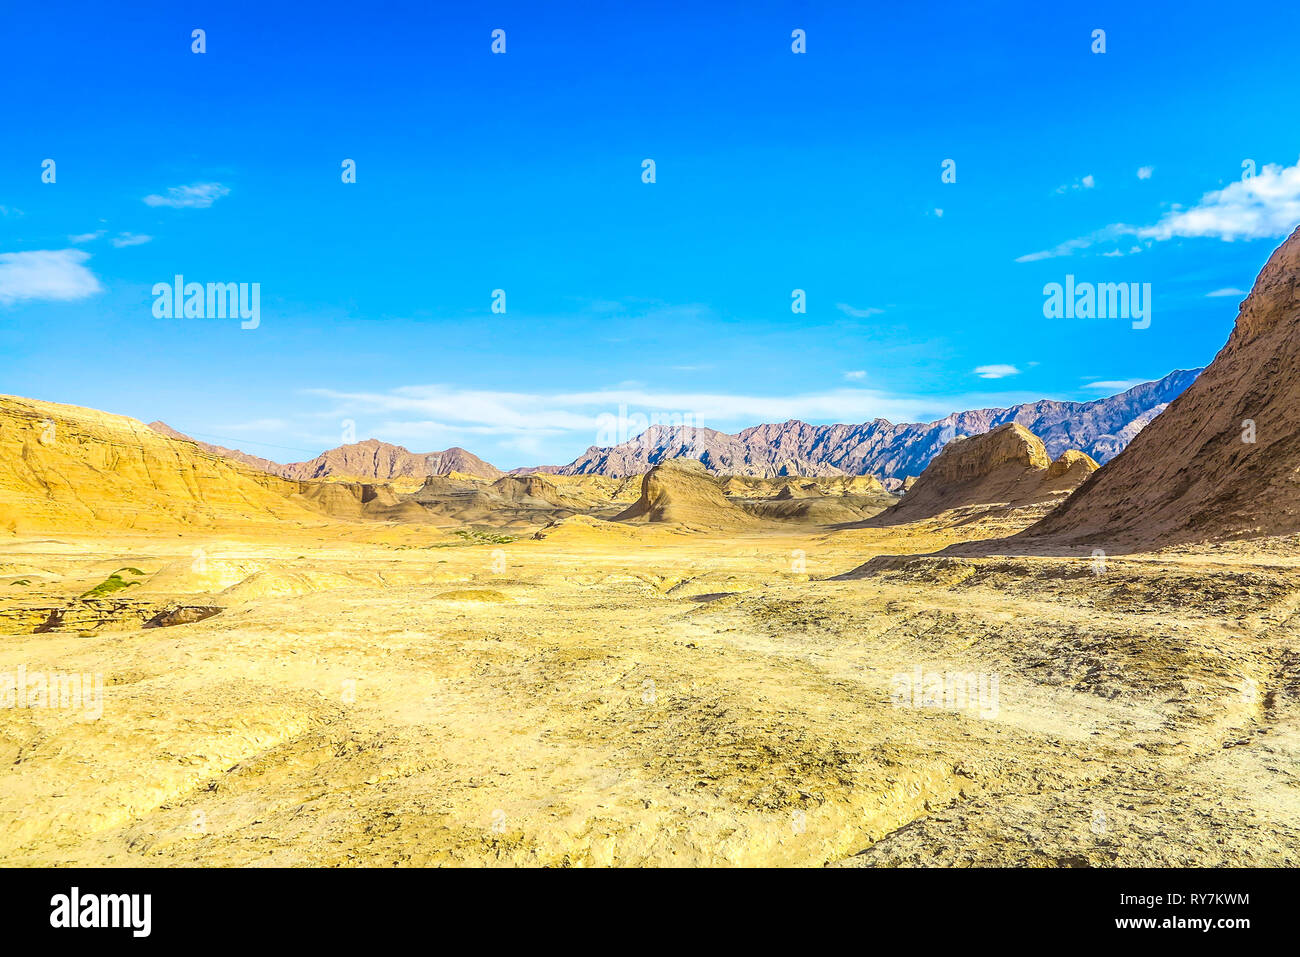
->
left=1023, top=226, right=1300, bottom=549
left=147, top=426, right=504, bottom=482
left=871, top=423, right=1098, bottom=525
left=1, top=397, right=326, bottom=534
left=525, top=370, right=1199, bottom=479
left=148, top=421, right=285, bottom=475
left=279, top=439, right=502, bottom=482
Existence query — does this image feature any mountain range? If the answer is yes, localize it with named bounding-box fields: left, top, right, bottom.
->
left=147, top=369, right=1199, bottom=484
left=146, top=427, right=503, bottom=481
left=517, top=369, right=1201, bottom=480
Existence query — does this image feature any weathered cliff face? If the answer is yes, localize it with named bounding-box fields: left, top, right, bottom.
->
left=1024, top=226, right=1300, bottom=549
left=147, top=421, right=285, bottom=476
left=0, top=395, right=337, bottom=534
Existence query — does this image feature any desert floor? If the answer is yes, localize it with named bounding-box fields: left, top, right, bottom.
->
left=2, top=521, right=1298, bottom=867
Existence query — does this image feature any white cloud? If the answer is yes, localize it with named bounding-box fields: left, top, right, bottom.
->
left=835, top=303, right=884, bottom=318
left=143, top=182, right=230, bottom=209
left=1019, top=158, right=1300, bottom=261
left=111, top=232, right=152, bottom=248
left=843, top=370, right=866, bottom=381
left=1056, top=175, right=1096, bottom=194
left=1206, top=287, right=1247, bottom=298
left=1137, top=160, right=1300, bottom=241
left=1016, top=233, right=1105, bottom=262
left=304, top=384, right=1049, bottom=441
left=1081, top=379, right=1146, bottom=392
left=1137, top=166, right=1154, bottom=180
left=0, top=249, right=103, bottom=306
left=974, top=364, right=1020, bottom=379
left=933, top=208, right=944, bottom=218
left=69, top=230, right=105, bottom=244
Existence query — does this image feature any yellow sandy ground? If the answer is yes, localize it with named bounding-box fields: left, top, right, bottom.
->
left=1, top=518, right=1297, bottom=866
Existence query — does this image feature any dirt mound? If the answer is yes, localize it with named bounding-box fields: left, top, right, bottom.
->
left=839, top=475, right=888, bottom=495
left=773, top=481, right=822, bottom=500
left=1023, top=226, right=1300, bottom=549
left=219, top=566, right=364, bottom=602
left=531, top=514, right=649, bottom=541
left=747, top=494, right=895, bottom=525
left=434, top=589, right=511, bottom=603
left=869, top=424, right=1092, bottom=526
left=411, top=473, right=598, bottom=527
left=137, top=558, right=267, bottom=595
left=489, top=474, right=584, bottom=508
left=614, top=458, right=760, bottom=528
left=294, top=481, right=440, bottom=524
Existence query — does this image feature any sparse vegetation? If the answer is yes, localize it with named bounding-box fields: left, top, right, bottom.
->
left=429, top=528, right=516, bottom=547
left=79, top=567, right=146, bottom=600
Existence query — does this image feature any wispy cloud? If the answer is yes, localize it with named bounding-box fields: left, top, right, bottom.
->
left=304, top=384, right=1050, bottom=441
left=973, top=364, right=1020, bottom=379
left=143, top=182, right=230, bottom=209
left=1018, top=158, right=1300, bottom=261
left=1016, top=233, right=1107, bottom=262
left=1081, top=379, right=1146, bottom=392
left=1137, top=166, right=1154, bottom=180
left=0, top=249, right=103, bottom=306
left=1056, top=174, right=1095, bottom=193
left=835, top=302, right=884, bottom=319
left=69, top=230, right=106, bottom=244
left=843, top=370, right=867, bottom=381
left=1206, top=287, right=1247, bottom=298
left=111, top=232, right=152, bottom=248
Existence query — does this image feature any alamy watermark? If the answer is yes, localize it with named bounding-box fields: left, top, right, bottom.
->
left=890, top=666, right=999, bottom=718
left=153, top=275, right=260, bottom=329
left=595, top=403, right=705, bottom=449
left=2, top=665, right=103, bottom=719
left=1043, top=275, right=1151, bottom=329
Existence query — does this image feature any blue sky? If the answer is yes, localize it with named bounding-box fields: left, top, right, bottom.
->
left=2, top=0, right=1299, bottom=469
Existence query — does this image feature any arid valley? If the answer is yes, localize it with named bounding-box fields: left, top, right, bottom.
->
left=3, top=230, right=1300, bottom=868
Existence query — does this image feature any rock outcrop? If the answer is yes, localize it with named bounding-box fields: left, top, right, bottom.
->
left=869, top=424, right=1094, bottom=525
left=614, top=458, right=759, bottom=528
